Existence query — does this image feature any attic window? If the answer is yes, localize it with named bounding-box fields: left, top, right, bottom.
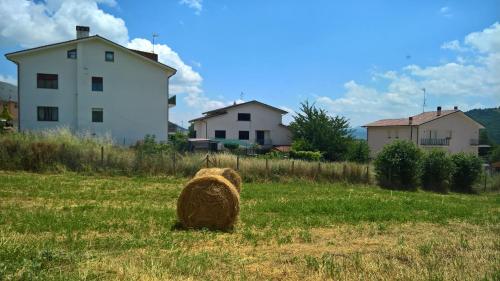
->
left=105, top=51, right=114, bottom=62
left=238, top=113, right=251, bottom=121
left=67, top=49, right=77, bottom=59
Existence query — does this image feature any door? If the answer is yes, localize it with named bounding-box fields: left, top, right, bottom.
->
left=256, top=130, right=265, bottom=145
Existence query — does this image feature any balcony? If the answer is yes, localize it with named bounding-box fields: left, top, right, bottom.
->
left=420, top=138, right=450, bottom=146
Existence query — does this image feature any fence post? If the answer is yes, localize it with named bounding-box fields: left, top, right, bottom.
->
left=101, top=146, right=104, bottom=166
left=266, top=158, right=269, bottom=175
left=173, top=153, right=176, bottom=173
left=318, top=161, right=321, bottom=174
left=366, top=165, right=370, bottom=183
left=206, top=154, right=209, bottom=168
left=236, top=155, right=240, bottom=171
left=484, top=170, right=487, bottom=192
left=291, top=160, right=295, bottom=173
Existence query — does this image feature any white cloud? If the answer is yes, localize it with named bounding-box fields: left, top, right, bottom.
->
left=0, top=0, right=228, bottom=116
left=441, top=40, right=467, bottom=52
left=0, top=74, right=16, bottom=85
left=316, top=22, right=500, bottom=126
left=439, top=6, right=452, bottom=18
left=179, top=0, right=203, bottom=15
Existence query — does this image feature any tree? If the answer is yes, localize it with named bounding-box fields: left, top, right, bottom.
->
left=289, top=101, right=352, bottom=161
left=374, top=140, right=422, bottom=190
left=420, top=149, right=454, bottom=193
left=0, top=104, right=13, bottom=121
left=346, top=140, right=370, bottom=163
left=450, top=153, right=482, bottom=193
left=188, top=123, right=196, bottom=138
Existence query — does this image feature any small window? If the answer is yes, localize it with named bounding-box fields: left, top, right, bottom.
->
left=37, top=73, right=58, bottom=89
left=238, top=113, right=251, bottom=121
left=105, top=51, right=114, bottom=62
left=37, top=106, right=58, bottom=121
left=214, top=130, right=226, bottom=139
left=239, top=131, right=249, bottom=140
left=92, top=108, right=103, bottom=123
left=67, top=49, right=77, bottom=59
left=92, top=77, right=103, bottom=92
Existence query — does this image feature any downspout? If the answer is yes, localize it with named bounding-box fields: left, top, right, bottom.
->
left=16, top=62, right=20, bottom=131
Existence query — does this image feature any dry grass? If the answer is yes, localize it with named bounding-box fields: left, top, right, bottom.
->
left=0, top=171, right=498, bottom=280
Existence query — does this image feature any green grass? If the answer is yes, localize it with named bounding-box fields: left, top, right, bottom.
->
left=0, top=171, right=499, bottom=280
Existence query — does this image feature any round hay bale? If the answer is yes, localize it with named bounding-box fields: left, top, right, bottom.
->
left=177, top=175, right=240, bottom=230
left=195, top=168, right=242, bottom=193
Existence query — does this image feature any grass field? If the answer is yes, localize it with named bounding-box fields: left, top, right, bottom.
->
left=0, top=171, right=499, bottom=280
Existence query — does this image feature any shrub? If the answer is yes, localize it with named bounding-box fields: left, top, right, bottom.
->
left=450, top=153, right=482, bottom=193
left=489, top=146, right=500, bottom=163
left=374, top=140, right=422, bottom=190
left=223, top=142, right=239, bottom=151
left=346, top=140, right=370, bottom=163
left=420, top=149, right=454, bottom=193
left=289, top=150, right=322, bottom=161
left=169, top=132, right=189, bottom=152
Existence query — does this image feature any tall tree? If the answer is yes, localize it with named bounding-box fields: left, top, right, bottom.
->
left=289, top=101, right=352, bottom=161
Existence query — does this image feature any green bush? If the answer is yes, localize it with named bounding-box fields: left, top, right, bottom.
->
left=290, top=150, right=323, bottom=161
left=346, top=140, right=370, bottom=163
left=421, top=149, right=454, bottom=193
left=169, top=132, right=189, bottom=152
left=450, top=153, right=482, bottom=193
left=489, top=146, right=500, bottom=163
left=224, top=142, right=239, bottom=151
left=374, top=140, right=422, bottom=190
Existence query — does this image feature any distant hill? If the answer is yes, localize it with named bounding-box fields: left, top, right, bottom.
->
left=351, top=127, right=367, bottom=140
left=466, top=107, right=500, bottom=144
left=0, top=81, right=17, bottom=102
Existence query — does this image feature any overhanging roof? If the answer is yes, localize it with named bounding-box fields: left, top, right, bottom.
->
left=5, top=35, right=176, bottom=76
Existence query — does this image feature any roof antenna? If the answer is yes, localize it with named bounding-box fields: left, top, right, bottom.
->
left=152, top=33, right=159, bottom=53
left=421, top=88, right=426, bottom=113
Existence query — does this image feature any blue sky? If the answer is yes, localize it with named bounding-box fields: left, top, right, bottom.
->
left=1, top=0, right=499, bottom=127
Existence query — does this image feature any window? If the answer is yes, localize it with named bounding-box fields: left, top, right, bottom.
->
left=92, top=77, right=103, bottom=91
left=92, top=108, right=103, bottom=123
left=37, top=73, right=58, bottom=89
left=239, top=131, right=249, bottom=140
left=37, top=106, right=58, bottom=121
left=105, top=51, right=114, bottom=62
left=214, top=130, right=226, bottom=139
left=67, top=49, right=77, bottom=59
left=238, top=113, right=251, bottom=121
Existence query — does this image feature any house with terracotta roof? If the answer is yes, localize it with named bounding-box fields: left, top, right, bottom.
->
left=189, top=100, right=291, bottom=149
left=5, top=26, right=177, bottom=145
left=363, top=106, right=485, bottom=156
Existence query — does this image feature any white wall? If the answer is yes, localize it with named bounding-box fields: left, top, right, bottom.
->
left=418, top=112, right=480, bottom=155
left=13, top=38, right=173, bottom=145
left=193, top=102, right=292, bottom=145
left=367, top=112, right=481, bottom=156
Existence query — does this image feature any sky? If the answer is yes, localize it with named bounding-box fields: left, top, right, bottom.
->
left=0, top=0, right=499, bottom=127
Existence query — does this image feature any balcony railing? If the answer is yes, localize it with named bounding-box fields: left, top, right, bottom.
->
left=420, top=138, right=450, bottom=146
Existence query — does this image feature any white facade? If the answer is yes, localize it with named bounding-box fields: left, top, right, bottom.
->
left=6, top=30, right=176, bottom=145
left=191, top=101, right=292, bottom=147
left=365, top=110, right=484, bottom=156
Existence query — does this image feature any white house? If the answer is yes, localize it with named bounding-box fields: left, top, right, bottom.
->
left=363, top=106, right=485, bottom=156
left=189, top=100, right=292, bottom=148
left=5, top=26, right=177, bottom=145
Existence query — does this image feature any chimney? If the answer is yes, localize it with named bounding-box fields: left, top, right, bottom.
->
left=76, top=26, right=90, bottom=39
left=409, top=116, right=413, bottom=125
left=454, top=106, right=458, bottom=110
left=436, top=106, right=442, bottom=116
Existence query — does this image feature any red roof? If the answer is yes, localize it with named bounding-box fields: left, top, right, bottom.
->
left=363, top=110, right=458, bottom=127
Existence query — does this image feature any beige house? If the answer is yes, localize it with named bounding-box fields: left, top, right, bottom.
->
left=363, top=106, right=485, bottom=156
left=189, top=100, right=291, bottom=148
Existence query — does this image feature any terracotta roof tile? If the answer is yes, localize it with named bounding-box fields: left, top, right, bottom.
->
left=363, top=110, right=457, bottom=127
